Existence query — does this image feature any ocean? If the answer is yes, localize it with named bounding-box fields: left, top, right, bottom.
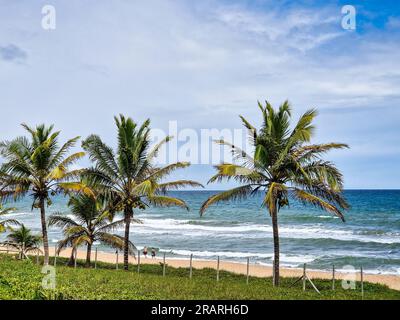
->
left=1, top=190, right=399, bottom=275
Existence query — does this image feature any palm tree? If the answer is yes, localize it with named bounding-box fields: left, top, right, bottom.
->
left=5, top=224, right=42, bottom=259
left=0, top=204, right=20, bottom=233
left=200, top=101, right=349, bottom=286
left=0, top=124, right=88, bottom=265
left=82, top=115, right=203, bottom=270
left=48, top=193, right=134, bottom=267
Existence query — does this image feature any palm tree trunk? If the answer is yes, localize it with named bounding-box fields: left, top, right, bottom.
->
left=271, top=204, right=280, bottom=287
left=39, top=197, right=49, bottom=265
left=123, top=208, right=132, bottom=271
left=67, top=248, right=75, bottom=266
left=86, top=243, right=92, bottom=267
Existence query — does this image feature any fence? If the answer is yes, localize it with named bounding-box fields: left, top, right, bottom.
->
left=0, top=243, right=366, bottom=297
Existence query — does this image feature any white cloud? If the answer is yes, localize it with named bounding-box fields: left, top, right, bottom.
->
left=386, top=16, right=400, bottom=29
left=0, top=0, right=399, bottom=188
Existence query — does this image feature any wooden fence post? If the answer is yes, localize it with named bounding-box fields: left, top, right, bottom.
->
left=74, top=248, right=77, bottom=269
left=189, top=254, right=193, bottom=279
left=216, top=256, right=220, bottom=282
left=163, top=252, right=166, bottom=277
left=54, top=245, right=57, bottom=267
left=272, top=259, right=275, bottom=286
left=290, top=262, right=320, bottom=294
left=116, top=250, right=119, bottom=270
left=36, top=249, right=39, bottom=265
left=332, top=264, right=335, bottom=290
left=94, top=247, right=98, bottom=269
left=246, top=258, right=250, bottom=285
left=361, top=266, right=364, bottom=299
left=137, top=250, right=141, bottom=273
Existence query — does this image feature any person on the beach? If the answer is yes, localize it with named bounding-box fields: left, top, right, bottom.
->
left=151, top=248, right=156, bottom=259
left=143, top=246, right=148, bottom=258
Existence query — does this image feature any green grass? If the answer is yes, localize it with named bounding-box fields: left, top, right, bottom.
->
left=0, top=254, right=399, bottom=300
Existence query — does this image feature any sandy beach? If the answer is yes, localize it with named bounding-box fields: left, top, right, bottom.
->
left=47, top=248, right=400, bottom=291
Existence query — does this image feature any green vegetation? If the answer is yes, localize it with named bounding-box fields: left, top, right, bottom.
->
left=0, top=254, right=398, bottom=300
left=0, top=204, right=19, bottom=233
left=82, top=115, right=202, bottom=270
left=48, top=193, right=132, bottom=267
left=0, top=124, right=87, bottom=265
left=4, top=225, right=42, bottom=259
left=201, top=101, right=349, bottom=286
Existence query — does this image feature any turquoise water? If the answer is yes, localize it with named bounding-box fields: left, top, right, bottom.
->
left=1, top=190, right=399, bottom=275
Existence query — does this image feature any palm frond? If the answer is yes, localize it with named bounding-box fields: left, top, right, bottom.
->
left=289, top=108, right=317, bottom=143
left=57, top=182, right=95, bottom=197
left=147, top=135, right=173, bottom=161
left=214, top=139, right=256, bottom=168
left=147, top=195, right=189, bottom=210
left=293, top=189, right=345, bottom=221
left=64, top=225, right=87, bottom=236
left=82, top=135, right=119, bottom=180
left=200, top=185, right=254, bottom=216
left=294, top=143, right=349, bottom=161
left=97, top=233, right=136, bottom=255
left=147, top=162, right=191, bottom=181
left=0, top=206, right=17, bottom=215
left=48, top=215, right=79, bottom=229
left=95, top=218, right=126, bottom=233
left=49, top=136, right=81, bottom=168
left=0, top=219, right=21, bottom=227
left=208, top=164, right=265, bottom=184
left=132, top=179, right=157, bottom=196
left=156, top=180, right=204, bottom=194
left=239, top=115, right=257, bottom=144
left=55, top=237, right=76, bottom=254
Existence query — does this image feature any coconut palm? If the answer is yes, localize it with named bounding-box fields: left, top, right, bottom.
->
left=200, top=101, right=349, bottom=286
left=0, top=204, right=20, bottom=233
left=48, top=193, right=134, bottom=267
left=82, top=115, right=203, bottom=270
left=0, top=124, right=88, bottom=265
left=5, top=224, right=42, bottom=259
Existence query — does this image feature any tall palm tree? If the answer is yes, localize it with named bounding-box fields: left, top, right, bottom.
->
left=0, top=124, right=87, bottom=265
left=0, top=204, right=20, bottom=233
left=200, top=101, right=349, bottom=286
left=82, top=115, right=203, bottom=270
left=5, top=224, right=42, bottom=259
left=49, top=193, right=134, bottom=267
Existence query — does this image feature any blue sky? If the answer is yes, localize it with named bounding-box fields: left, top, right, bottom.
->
left=0, top=0, right=399, bottom=189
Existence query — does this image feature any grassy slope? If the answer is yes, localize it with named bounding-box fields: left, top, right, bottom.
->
left=0, top=254, right=399, bottom=300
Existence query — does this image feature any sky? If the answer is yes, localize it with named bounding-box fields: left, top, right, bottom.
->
left=0, top=0, right=399, bottom=189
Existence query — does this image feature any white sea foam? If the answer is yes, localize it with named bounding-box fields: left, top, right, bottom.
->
left=7, top=204, right=400, bottom=275
left=334, top=267, right=400, bottom=275
left=4, top=211, right=35, bottom=217
left=39, top=212, right=400, bottom=245
left=280, top=254, right=316, bottom=264
left=154, top=249, right=317, bottom=267
left=42, top=214, right=400, bottom=245
left=130, top=217, right=400, bottom=244
left=317, top=215, right=339, bottom=219
left=159, top=249, right=274, bottom=259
